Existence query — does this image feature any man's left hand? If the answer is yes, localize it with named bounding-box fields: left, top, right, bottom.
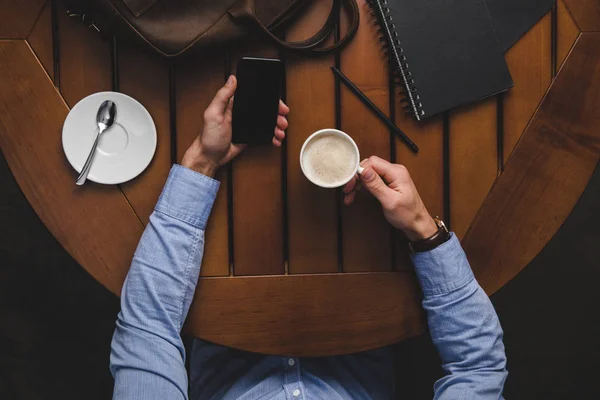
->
left=181, top=74, right=290, bottom=177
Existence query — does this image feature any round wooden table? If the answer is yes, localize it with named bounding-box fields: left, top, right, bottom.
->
left=1, top=0, right=599, bottom=356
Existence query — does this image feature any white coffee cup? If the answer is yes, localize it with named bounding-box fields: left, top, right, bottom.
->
left=300, top=128, right=364, bottom=188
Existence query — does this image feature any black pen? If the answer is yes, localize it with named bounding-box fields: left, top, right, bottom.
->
left=330, top=66, right=419, bottom=153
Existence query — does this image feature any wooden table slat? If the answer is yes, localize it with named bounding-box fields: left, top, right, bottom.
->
left=340, top=0, right=392, bottom=272
left=118, top=45, right=171, bottom=225
left=564, top=0, right=600, bottom=31
left=557, top=0, right=581, bottom=70
left=285, top=0, right=339, bottom=274
left=176, top=50, right=230, bottom=277
left=449, top=98, right=498, bottom=240
left=230, top=44, right=285, bottom=276
left=27, top=0, right=53, bottom=79
left=0, top=41, right=143, bottom=295
left=0, top=0, right=46, bottom=38
left=57, top=5, right=112, bottom=107
left=185, top=271, right=425, bottom=356
left=464, top=33, right=600, bottom=295
left=503, top=12, right=552, bottom=166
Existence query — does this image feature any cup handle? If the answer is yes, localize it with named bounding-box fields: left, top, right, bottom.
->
left=357, top=166, right=364, bottom=175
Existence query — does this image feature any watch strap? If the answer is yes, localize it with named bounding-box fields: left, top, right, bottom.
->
left=408, top=217, right=451, bottom=254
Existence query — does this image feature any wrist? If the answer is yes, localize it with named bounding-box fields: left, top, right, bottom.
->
left=181, top=140, right=219, bottom=178
left=404, top=211, right=438, bottom=242
left=181, top=158, right=218, bottom=178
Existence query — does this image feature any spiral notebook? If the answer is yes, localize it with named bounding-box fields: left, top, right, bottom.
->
left=368, top=0, right=513, bottom=120
left=486, top=0, right=555, bottom=51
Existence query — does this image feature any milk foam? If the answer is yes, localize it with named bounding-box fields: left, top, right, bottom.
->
left=303, top=134, right=357, bottom=186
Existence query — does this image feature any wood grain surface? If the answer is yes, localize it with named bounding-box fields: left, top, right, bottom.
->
left=449, top=98, right=498, bottom=240
left=0, top=41, right=142, bottom=295
left=564, top=0, right=600, bottom=31
left=557, top=0, right=581, bottom=69
left=503, top=13, right=552, bottom=166
left=229, top=44, right=285, bottom=276
left=394, top=113, right=444, bottom=220
left=0, top=0, right=46, bottom=38
left=176, top=50, right=230, bottom=277
left=285, top=0, right=339, bottom=274
left=27, top=0, right=53, bottom=78
left=464, top=33, right=600, bottom=295
left=118, top=45, right=171, bottom=224
left=340, top=0, right=392, bottom=272
left=184, top=272, right=425, bottom=356
left=57, top=5, right=111, bottom=107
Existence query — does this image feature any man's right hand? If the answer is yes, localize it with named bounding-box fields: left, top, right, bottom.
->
left=343, top=156, right=438, bottom=242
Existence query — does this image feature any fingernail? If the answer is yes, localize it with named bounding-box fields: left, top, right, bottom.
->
left=227, top=75, right=234, bottom=85
left=360, top=159, right=368, bottom=166
left=362, top=168, right=374, bottom=180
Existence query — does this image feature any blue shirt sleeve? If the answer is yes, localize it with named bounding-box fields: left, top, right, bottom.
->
left=411, top=234, right=508, bottom=399
left=110, top=165, right=219, bottom=400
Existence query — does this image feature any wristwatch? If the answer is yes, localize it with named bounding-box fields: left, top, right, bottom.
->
left=408, top=217, right=451, bottom=254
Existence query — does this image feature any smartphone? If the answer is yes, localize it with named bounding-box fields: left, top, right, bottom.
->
left=232, top=57, right=283, bottom=144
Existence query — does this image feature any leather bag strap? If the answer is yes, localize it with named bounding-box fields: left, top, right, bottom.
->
left=229, top=0, right=359, bottom=55
left=122, top=0, right=157, bottom=17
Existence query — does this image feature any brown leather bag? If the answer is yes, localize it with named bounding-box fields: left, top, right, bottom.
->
left=65, top=0, right=360, bottom=57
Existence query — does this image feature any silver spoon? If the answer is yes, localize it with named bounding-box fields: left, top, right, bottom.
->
left=76, top=100, right=117, bottom=185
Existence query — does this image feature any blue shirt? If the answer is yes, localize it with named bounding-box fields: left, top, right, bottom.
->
left=110, top=165, right=507, bottom=399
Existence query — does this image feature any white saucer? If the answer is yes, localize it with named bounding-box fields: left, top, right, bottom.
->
left=62, top=92, right=157, bottom=185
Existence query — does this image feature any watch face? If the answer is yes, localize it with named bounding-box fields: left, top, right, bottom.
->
left=433, top=217, right=448, bottom=232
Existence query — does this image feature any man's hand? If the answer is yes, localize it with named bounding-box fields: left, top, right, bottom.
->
left=181, top=75, right=290, bottom=177
left=343, top=156, right=438, bottom=242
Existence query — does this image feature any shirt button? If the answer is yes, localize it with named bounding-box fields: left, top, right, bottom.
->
left=288, top=358, right=295, bottom=366
left=292, top=389, right=301, bottom=397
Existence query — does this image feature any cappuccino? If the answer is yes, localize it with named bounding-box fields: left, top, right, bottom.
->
left=302, top=133, right=358, bottom=186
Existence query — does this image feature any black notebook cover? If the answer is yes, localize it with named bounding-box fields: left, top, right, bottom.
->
left=485, top=0, right=554, bottom=51
left=369, top=0, right=513, bottom=120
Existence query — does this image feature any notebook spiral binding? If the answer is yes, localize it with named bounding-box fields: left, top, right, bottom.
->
left=367, top=0, right=425, bottom=120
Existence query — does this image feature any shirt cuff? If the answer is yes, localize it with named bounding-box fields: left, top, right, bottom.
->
left=154, top=165, right=220, bottom=229
left=410, top=233, right=475, bottom=297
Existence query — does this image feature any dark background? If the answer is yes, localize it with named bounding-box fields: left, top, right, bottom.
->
left=1, top=149, right=599, bottom=399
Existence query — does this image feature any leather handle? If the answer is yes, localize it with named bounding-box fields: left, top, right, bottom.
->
left=230, top=0, right=359, bottom=55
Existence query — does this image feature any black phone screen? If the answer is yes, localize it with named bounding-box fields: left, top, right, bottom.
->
left=232, top=57, right=283, bottom=144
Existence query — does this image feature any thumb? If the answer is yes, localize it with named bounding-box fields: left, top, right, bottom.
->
left=229, top=143, right=247, bottom=160
left=207, top=75, right=237, bottom=116
left=225, top=96, right=234, bottom=120
left=360, top=167, right=393, bottom=204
